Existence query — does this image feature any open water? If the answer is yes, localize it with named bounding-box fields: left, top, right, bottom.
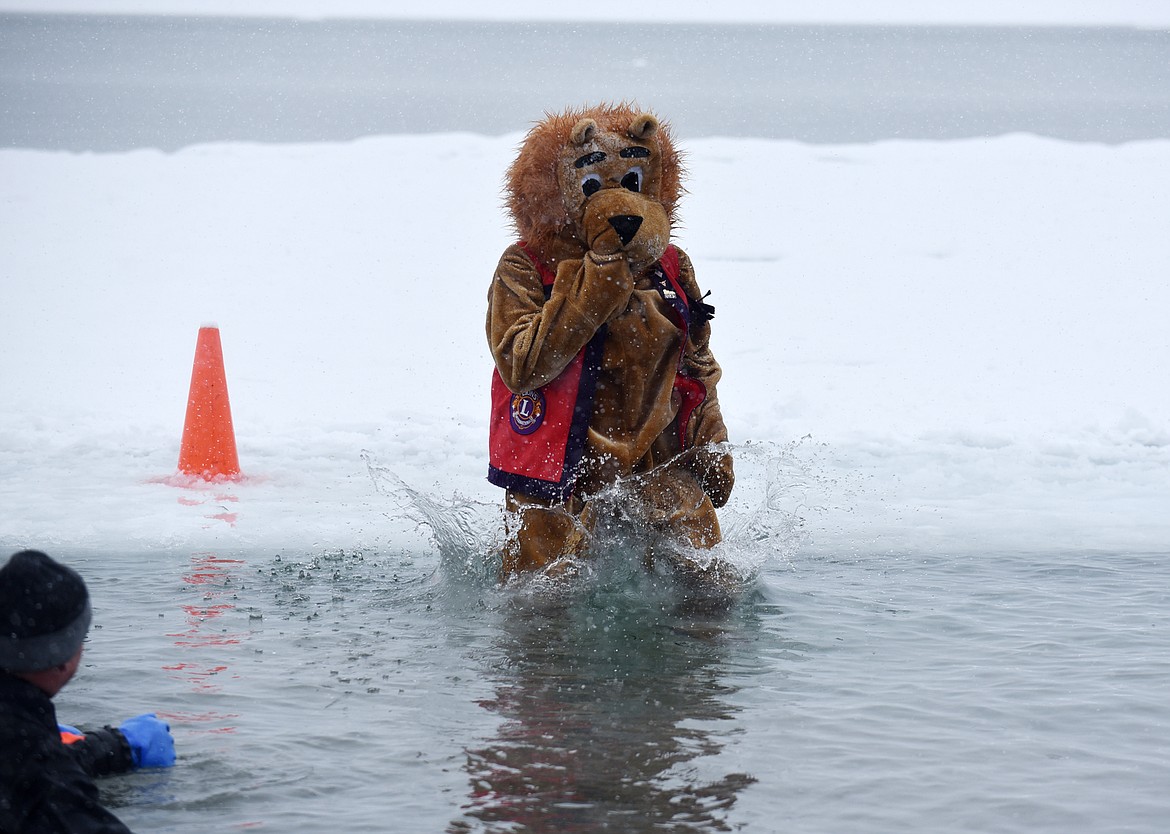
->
left=50, top=454, right=1170, bottom=833
left=2, top=14, right=1169, bottom=149
left=6, top=12, right=1170, bottom=833
left=63, top=528, right=1170, bottom=833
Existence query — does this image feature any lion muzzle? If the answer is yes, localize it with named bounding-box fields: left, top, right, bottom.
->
left=608, top=215, right=643, bottom=247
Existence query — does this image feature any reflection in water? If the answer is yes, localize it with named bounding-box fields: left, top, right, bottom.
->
left=368, top=448, right=804, bottom=831
left=453, top=579, right=756, bottom=832
left=161, top=552, right=246, bottom=735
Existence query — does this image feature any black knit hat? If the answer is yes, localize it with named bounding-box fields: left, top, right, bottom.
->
left=0, top=550, right=92, bottom=673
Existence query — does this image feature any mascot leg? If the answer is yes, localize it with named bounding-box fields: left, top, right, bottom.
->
left=501, top=491, right=589, bottom=578
left=636, top=466, right=739, bottom=593
left=635, top=465, right=722, bottom=548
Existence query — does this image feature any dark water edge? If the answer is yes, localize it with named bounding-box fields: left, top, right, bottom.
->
left=2, top=13, right=1169, bottom=152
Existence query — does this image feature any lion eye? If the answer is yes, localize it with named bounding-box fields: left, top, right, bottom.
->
left=621, top=167, right=643, bottom=193
left=581, top=174, right=602, bottom=197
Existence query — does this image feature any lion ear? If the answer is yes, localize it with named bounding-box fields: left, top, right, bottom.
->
left=571, top=118, right=598, bottom=146
left=628, top=113, right=659, bottom=141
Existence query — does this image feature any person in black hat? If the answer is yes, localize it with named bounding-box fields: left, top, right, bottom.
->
left=1, top=550, right=175, bottom=833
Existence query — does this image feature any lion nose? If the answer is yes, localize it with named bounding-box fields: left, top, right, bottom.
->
left=608, top=215, right=643, bottom=246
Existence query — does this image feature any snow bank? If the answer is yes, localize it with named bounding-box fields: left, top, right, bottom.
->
left=1, top=134, right=1167, bottom=560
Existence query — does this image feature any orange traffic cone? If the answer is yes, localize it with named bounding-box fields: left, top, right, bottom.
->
left=178, top=326, right=240, bottom=480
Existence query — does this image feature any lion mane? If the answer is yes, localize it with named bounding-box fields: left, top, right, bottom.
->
left=505, top=102, right=685, bottom=268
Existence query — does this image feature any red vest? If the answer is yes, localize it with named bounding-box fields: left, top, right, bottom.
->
left=488, top=244, right=705, bottom=501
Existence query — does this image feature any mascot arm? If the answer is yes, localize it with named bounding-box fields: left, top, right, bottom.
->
left=675, top=247, right=735, bottom=508
left=684, top=395, right=735, bottom=508
left=488, top=244, right=633, bottom=392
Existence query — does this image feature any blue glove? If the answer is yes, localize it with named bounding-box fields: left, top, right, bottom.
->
left=118, top=713, right=176, bottom=768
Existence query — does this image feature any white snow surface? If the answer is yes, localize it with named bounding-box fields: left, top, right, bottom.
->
left=1, top=0, right=1169, bottom=28
left=1, top=133, right=1168, bottom=560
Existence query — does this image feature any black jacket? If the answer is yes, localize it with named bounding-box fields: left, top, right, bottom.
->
left=0, top=671, right=134, bottom=834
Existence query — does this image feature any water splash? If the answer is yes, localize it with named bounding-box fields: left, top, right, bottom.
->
left=360, top=438, right=834, bottom=594
left=717, top=436, right=837, bottom=569
left=361, top=450, right=503, bottom=586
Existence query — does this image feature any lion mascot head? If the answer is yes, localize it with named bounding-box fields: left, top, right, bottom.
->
left=505, top=102, right=684, bottom=271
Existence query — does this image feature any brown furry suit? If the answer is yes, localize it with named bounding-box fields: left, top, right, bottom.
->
left=488, top=104, right=734, bottom=580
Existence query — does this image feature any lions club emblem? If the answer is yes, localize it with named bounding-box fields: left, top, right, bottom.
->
left=509, top=391, right=545, bottom=435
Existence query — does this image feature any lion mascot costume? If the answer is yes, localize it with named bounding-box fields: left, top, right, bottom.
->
left=487, top=103, right=734, bottom=581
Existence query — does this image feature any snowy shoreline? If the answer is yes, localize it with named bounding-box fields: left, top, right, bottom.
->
left=2, top=132, right=1167, bottom=559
